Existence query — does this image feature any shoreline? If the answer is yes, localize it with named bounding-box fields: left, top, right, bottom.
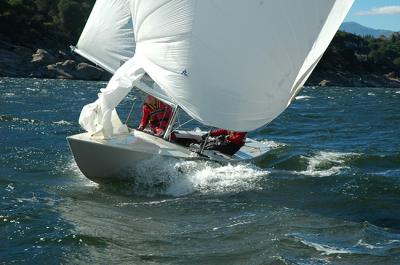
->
left=1, top=40, right=399, bottom=88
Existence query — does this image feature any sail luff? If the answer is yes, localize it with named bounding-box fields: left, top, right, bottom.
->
left=291, top=0, right=354, bottom=97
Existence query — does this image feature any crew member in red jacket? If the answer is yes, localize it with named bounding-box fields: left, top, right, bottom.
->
left=204, top=129, right=247, bottom=156
left=137, top=95, right=172, bottom=136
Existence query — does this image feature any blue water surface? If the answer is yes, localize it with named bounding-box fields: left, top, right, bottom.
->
left=1, top=77, right=400, bottom=264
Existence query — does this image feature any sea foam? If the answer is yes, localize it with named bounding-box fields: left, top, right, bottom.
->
left=298, top=151, right=359, bottom=177
left=130, top=157, right=269, bottom=197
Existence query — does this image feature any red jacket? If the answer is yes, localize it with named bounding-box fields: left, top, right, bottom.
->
left=210, top=129, right=247, bottom=146
left=139, top=101, right=172, bottom=135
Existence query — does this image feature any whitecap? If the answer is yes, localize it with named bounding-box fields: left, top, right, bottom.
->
left=299, top=239, right=352, bottom=255
left=64, top=152, right=268, bottom=196
left=53, top=120, right=72, bottom=125
left=355, top=239, right=383, bottom=250
left=289, top=233, right=354, bottom=255
left=130, top=157, right=269, bottom=197
left=261, top=140, right=284, bottom=149
left=165, top=162, right=268, bottom=196
left=295, top=95, right=313, bottom=100
left=5, top=184, right=14, bottom=192
left=297, top=151, right=359, bottom=177
left=26, top=87, right=39, bottom=91
left=371, top=169, right=400, bottom=177
left=368, top=92, right=376, bottom=96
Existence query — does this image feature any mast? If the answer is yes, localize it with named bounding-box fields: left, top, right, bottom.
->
left=163, top=106, right=180, bottom=140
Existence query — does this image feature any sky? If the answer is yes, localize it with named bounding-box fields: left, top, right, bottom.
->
left=344, top=0, right=400, bottom=31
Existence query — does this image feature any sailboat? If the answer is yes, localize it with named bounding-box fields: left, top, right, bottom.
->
left=67, top=0, right=354, bottom=182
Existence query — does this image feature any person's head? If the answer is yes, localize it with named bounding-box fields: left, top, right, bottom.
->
left=145, top=95, right=157, bottom=104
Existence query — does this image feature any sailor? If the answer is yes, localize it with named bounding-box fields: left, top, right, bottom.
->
left=137, top=95, right=172, bottom=136
left=203, top=129, right=247, bottom=156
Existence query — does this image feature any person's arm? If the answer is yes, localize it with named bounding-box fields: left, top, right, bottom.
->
left=227, top=132, right=247, bottom=146
left=210, top=129, right=229, bottom=137
left=138, top=105, right=150, bottom=130
left=153, top=127, right=165, bottom=137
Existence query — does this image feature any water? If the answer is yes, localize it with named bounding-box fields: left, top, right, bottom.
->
left=1, top=77, right=400, bottom=264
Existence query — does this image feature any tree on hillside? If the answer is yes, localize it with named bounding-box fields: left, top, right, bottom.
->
left=56, top=0, right=94, bottom=41
left=35, top=0, right=59, bottom=18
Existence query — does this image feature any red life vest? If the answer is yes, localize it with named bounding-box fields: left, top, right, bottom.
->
left=139, top=101, right=172, bottom=134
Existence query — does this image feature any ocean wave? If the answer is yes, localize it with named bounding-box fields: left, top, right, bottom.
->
left=370, top=169, right=400, bottom=178
left=100, top=157, right=268, bottom=197
left=289, top=230, right=400, bottom=257
left=295, top=95, right=314, bottom=100
left=53, top=120, right=72, bottom=125
left=116, top=198, right=186, bottom=207
left=65, top=156, right=269, bottom=197
left=260, top=140, right=285, bottom=149
left=297, top=238, right=353, bottom=255
left=64, top=158, right=98, bottom=187
left=0, top=115, right=73, bottom=127
left=297, top=151, right=359, bottom=177
left=350, top=153, right=400, bottom=169
left=26, top=87, right=40, bottom=92
left=0, top=114, right=40, bottom=124
left=168, top=162, right=268, bottom=196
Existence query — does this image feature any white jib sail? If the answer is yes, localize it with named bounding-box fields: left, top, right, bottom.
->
left=78, top=0, right=354, bottom=138
left=75, top=0, right=135, bottom=73
left=79, top=58, right=145, bottom=138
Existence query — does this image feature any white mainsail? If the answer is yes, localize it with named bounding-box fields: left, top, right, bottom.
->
left=77, top=0, right=354, bottom=138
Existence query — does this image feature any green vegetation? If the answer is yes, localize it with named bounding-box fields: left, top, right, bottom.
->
left=0, top=0, right=94, bottom=47
left=0, top=0, right=399, bottom=76
left=319, top=31, right=400, bottom=75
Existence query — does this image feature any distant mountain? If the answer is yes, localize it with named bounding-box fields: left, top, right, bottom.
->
left=340, top=22, right=394, bottom=38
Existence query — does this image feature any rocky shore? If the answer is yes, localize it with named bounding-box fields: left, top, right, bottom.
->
left=306, top=69, right=400, bottom=88
left=0, top=39, right=111, bottom=81
left=1, top=39, right=399, bottom=88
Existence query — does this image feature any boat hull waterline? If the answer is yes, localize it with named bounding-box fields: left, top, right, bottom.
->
left=67, top=130, right=270, bottom=182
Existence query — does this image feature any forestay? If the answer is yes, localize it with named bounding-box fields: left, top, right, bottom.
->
left=77, top=0, right=354, bottom=138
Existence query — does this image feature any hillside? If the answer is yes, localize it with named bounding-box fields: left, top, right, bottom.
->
left=340, top=22, right=394, bottom=38
left=0, top=0, right=399, bottom=87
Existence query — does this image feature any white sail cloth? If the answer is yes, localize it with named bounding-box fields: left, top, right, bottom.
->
left=79, top=58, right=145, bottom=138
left=77, top=0, right=354, bottom=137
left=75, top=0, right=135, bottom=73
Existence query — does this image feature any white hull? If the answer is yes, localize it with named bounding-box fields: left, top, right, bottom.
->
left=67, top=129, right=270, bottom=182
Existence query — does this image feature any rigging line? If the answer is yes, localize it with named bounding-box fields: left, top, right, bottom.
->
left=174, top=118, right=195, bottom=131
left=199, top=131, right=210, bottom=155
left=125, top=97, right=137, bottom=125
left=160, top=103, right=169, bottom=128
